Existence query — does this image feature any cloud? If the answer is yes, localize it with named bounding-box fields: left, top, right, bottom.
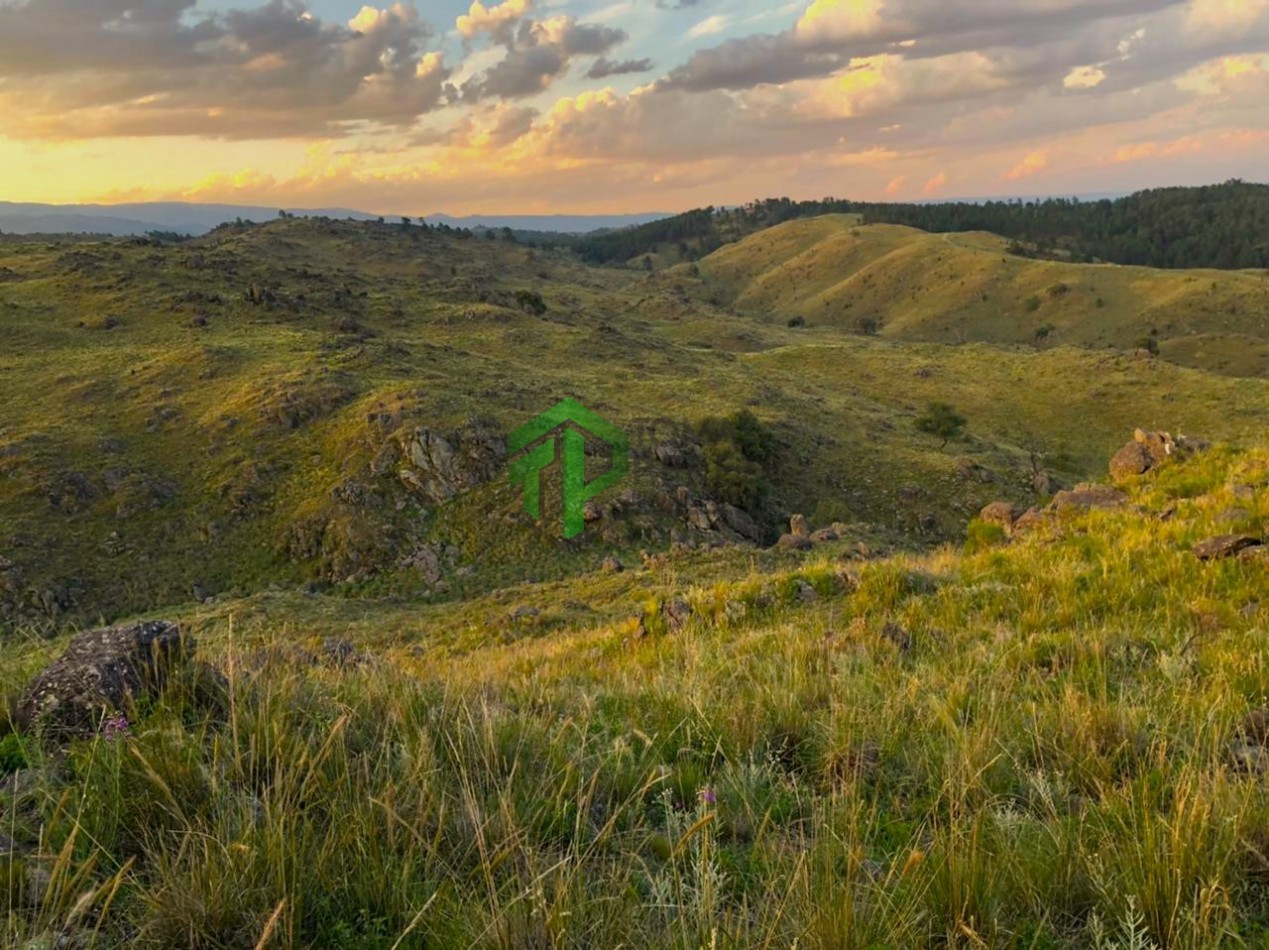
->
left=657, top=0, right=1190, bottom=93
left=461, top=15, right=627, bottom=100
left=1005, top=149, right=1049, bottom=179
left=586, top=57, right=656, bottom=79
left=457, top=0, right=532, bottom=44
left=923, top=171, right=948, bottom=195
left=1063, top=64, right=1107, bottom=88
left=886, top=174, right=906, bottom=194
left=688, top=15, right=730, bottom=38
left=0, top=0, right=451, bottom=139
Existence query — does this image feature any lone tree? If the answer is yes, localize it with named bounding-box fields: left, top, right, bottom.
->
left=915, top=401, right=966, bottom=448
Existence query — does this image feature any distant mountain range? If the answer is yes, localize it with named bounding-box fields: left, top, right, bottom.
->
left=0, top=201, right=674, bottom=237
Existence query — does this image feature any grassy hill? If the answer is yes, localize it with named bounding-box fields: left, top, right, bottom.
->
left=686, top=215, right=1269, bottom=377
left=2, top=218, right=1268, bottom=631
left=1, top=431, right=1267, bottom=946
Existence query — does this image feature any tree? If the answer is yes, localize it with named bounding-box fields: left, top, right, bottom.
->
left=915, top=402, right=966, bottom=448
left=401, top=216, right=412, bottom=228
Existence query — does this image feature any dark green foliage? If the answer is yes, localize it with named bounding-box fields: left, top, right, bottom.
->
left=1136, top=336, right=1160, bottom=355
left=515, top=289, right=547, bottom=315
left=567, top=181, right=1269, bottom=270
left=915, top=402, right=967, bottom=448
left=0, top=733, right=29, bottom=774
left=787, top=315, right=806, bottom=328
left=696, top=409, right=776, bottom=512
left=1024, top=296, right=1042, bottom=313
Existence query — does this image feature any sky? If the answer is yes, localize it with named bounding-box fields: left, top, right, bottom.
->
left=0, top=0, right=1267, bottom=215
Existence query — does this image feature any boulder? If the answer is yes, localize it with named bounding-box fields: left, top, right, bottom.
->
left=1109, top=441, right=1154, bottom=482
left=1238, top=545, right=1269, bottom=566
left=601, top=556, right=624, bottom=574
left=789, top=514, right=810, bottom=539
left=17, top=620, right=193, bottom=740
left=1193, top=535, right=1262, bottom=561
left=777, top=534, right=814, bottom=551
left=809, top=528, right=839, bottom=543
left=979, top=501, right=1021, bottom=534
left=719, top=504, right=763, bottom=544
left=1011, top=507, right=1046, bottom=535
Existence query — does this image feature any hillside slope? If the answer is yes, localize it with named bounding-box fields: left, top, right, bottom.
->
left=687, top=216, right=1269, bottom=377
left=2, top=218, right=1269, bottom=630
left=1, top=434, right=1267, bottom=946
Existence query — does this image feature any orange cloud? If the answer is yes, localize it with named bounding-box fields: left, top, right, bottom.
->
left=1005, top=150, right=1049, bottom=181
left=1113, top=142, right=1159, bottom=163
left=923, top=171, right=948, bottom=196
left=886, top=175, right=906, bottom=195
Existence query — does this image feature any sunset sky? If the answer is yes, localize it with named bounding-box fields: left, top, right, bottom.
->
left=1, top=0, right=1267, bottom=215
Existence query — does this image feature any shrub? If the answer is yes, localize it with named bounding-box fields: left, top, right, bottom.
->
left=914, top=401, right=966, bottom=448
left=787, top=315, right=806, bottom=328
left=1135, top=336, right=1160, bottom=355
left=1024, top=296, right=1042, bottom=313
left=515, top=290, right=547, bottom=315
left=696, top=409, right=776, bottom=511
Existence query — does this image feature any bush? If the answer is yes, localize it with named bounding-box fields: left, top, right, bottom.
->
left=915, top=401, right=967, bottom=448
left=787, top=315, right=806, bottom=328
left=696, top=409, right=776, bottom=512
left=1024, top=296, right=1042, bottom=313
left=515, top=290, right=547, bottom=315
left=1135, top=336, right=1160, bottom=355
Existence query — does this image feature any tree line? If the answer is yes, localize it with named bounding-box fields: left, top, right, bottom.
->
left=569, top=180, right=1269, bottom=270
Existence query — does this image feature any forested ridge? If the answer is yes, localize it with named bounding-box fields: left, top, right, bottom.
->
left=572, top=179, right=1269, bottom=270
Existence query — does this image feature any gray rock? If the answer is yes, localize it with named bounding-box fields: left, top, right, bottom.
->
left=789, top=514, right=810, bottom=539
left=17, top=620, right=192, bottom=740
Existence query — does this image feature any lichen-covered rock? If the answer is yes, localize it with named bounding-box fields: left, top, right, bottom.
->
left=1193, top=535, right=1261, bottom=561
left=17, top=620, right=192, bottom=740
left=789, top=514, right=810, bottom=539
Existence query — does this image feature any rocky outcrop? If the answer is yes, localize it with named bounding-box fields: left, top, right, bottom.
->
left=17, top=620, right=194, bottom=740
left=395, top=422, right=505, bottom=504
left=1109, top=429, right=1206, bottom=483
left=789, top=514, right=810, bottom=539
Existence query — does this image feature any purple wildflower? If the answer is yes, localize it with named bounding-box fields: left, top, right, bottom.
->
left=698, top=786, right=716, bottom=806
left=101, top=713, right=131, bottom=741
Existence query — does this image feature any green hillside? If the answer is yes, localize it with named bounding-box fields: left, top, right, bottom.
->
left=687, top=216, right=1269, bottom=376
left=3, top=218, right=1268, bottom=631
left=1, top=428, right=1267, bottom=946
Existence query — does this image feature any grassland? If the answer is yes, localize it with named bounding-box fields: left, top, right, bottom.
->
left=2, top=218, right=1268, bottom=630
left=688, top=215, right=1269, bottom=377
left=1, top=215, right=1268, bottom=946
left=1, top=436, right=1267, bottom=946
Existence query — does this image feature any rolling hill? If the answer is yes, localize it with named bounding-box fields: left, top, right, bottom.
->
left=0, top=216, right=1267, bottom=632
left=686, top=215, right=1269, bottom=377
